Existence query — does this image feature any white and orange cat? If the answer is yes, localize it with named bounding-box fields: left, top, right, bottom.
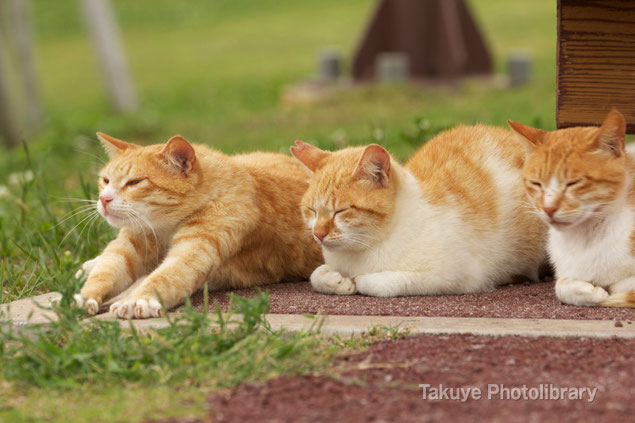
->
left=75, top=133, right=322, bottom=318
left=510, top=109, right=635, bottom=308
left=290, top=125, right=547, bottom=297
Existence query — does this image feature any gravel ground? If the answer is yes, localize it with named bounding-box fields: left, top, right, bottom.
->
left=201, top=334, right=634, bottom=422
left=191, top=278, right=635, bottom=321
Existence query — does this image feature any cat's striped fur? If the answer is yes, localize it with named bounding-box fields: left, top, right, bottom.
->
left=76, top=133, right=323, bottom=318
left=290, top=125, right=548, bottom=297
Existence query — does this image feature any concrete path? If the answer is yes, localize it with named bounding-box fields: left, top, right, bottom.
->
left=2, top=292, right=634, bottom=339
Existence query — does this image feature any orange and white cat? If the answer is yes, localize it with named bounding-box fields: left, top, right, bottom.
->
left=290, top=125, right=547, bottom=297
left=75, top=133, right=323, bottom=318
left=511, top=109, right=635, bottom=308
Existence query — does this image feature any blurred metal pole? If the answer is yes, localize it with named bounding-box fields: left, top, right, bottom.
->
left=11, top=0, right=43, bottom=131
left=0, top=29, right=20, bottom=147
left=79, top=0, right=137, bottom=114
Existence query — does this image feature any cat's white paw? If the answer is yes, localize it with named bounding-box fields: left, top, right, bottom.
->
left=75, top=255, right=102, bottom=279
left=73, top=294, right=99, bottom=315
left=310, top=264, right=357, bottom=295
left=110, top=297, right=164, bottom=319
left=555, top=277, right=609, bottom=306
left=354, top=273, right=392, bottom=297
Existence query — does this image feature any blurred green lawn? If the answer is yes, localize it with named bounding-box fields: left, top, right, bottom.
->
left=4, top=0, right=554, bottom=174
left=0, top=2, right=557, bottom=420
left=0, top=0, right=555, bottom=302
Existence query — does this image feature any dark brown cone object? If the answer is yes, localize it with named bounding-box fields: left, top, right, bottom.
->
left=352, top=0, right=492, bottom=81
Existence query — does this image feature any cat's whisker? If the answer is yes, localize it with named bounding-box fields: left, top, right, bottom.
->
left=129, top=209, right=160, bottom=266
left=127, top=213, right=149, bottom=258
left=51, top=196, right=98, bottom=204
left=328, top=233, right=373, bottom=249
left=52, top=204, right=98, bottom=229
left=77, top=212, right=101, bottom=245
left=60, top=209, right=100, bottom=246
left=72, top=147, right=107, bottom=166
left=130, top=209, right=159, bottom=251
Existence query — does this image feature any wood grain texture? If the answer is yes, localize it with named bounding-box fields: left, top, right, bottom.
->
left=557, top=0, right=635, bottom=133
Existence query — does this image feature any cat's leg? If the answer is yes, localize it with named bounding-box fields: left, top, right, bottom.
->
left=354, top=271, right=483, bottom=297
left=110, top=211, right=251, bottom=319
left=310, top=264, right=357, bottom=295
left=76, top=229, right=150, bottom=314
left=599, top=277, right=635, bottom=308
left=354, top=271, right=461, bottom=297
left=554, top=277, right=609, bottom=306
left=74, top=255, right=102, bottom=279
left=608, top=276, right=635, bottom=294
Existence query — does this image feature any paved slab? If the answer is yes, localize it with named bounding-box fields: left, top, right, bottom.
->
left=264, top=314, right=635, bottom=339
left=82, top=313, right=635, bottom=339
left=3, top=295, right=633, bottom=339
left=0, top=292, right=61, bottom=325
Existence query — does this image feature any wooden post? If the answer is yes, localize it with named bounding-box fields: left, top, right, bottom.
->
left=79, top=0, right=137, bottom=114
left=557, top=0, right=635, bottom=133
left=0, top=29, right=20, bottom=148
left=11, top=0, right=43, bottom=131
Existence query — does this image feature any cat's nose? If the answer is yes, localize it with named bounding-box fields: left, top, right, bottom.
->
left=543, top=205, right=559, bottom=217
left=313, top=229, right=328, bottom=241
left=99, top=194, right=114, bottom=209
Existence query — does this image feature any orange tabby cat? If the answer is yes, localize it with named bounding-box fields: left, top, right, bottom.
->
left=510, top=109, right=635, bottom=308
left=290, top=125, right=547, bottom=297
left=75, top=133, right=323, bottom=318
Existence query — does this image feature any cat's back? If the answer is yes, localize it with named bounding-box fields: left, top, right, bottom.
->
left=196, top=148, right=321, bottom=287
left=233, top=151, right=309, bottom=181
left=406, top=124, right=525, bottom=185
left=405, top=125, right=526, bottom=214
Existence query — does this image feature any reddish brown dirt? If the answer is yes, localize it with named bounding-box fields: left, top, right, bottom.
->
left=200, top=334, right=634, bottom=422
left=191, top=278, right=635, bottom=321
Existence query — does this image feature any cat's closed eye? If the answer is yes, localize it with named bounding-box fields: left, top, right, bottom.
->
left=566, top=179, right=582, bottom=187
left=126, top=179, right=144, bottom=186
left=528, top=180, right=542, bottom=187
left=334, top=208, right=348, bottom=215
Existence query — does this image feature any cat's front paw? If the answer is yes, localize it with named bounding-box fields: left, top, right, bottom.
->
left=310, top=264, right=357, bottom=295
left=109, top=296, right=164, bottom=319
left=555, top=277, right=609, bottom=306
left=74, top=255, right=102, bottom=279
left=354, top=273, right=392, bottom=297
left=73, top=294, right=100, bottom=315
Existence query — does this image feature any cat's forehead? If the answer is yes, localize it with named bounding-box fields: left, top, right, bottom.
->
left=543, top=127, right=598, bottom=151
left=102, top=151, right=154, bottom=177
left=307, top=168, right=357, bottom=207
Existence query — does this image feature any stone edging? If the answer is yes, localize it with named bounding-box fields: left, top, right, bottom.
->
left=2, top=292, right=633, bottom=339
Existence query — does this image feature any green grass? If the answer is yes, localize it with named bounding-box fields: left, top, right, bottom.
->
left=0, top=287, right=399, bottom=422
left=0, top=1, right=557, bottom=420
left=0, top=289, right=341, bottom=422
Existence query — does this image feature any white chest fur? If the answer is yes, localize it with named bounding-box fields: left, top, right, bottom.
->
left=549, top=206, right=635, bottom=287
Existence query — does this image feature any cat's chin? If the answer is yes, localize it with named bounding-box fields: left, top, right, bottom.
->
left=549, top=220, right=574, bottom=230
left=548, top=214, right=593, bottom=230
left=102, top=213, right=127, bottom=228
left=320, top=241, right=366, bottom=252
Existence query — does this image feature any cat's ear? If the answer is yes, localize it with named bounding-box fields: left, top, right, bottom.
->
left=290, top=140, right=329, bottom=173
left=97, top=132, right=138, bottom=158
left=161, top=135, right=196, bottom=175
left=353, top=144, right=391, bottom=187
left=593, top=109, right=625, bottom=157
left=507, top=121, right=546, bottom=147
